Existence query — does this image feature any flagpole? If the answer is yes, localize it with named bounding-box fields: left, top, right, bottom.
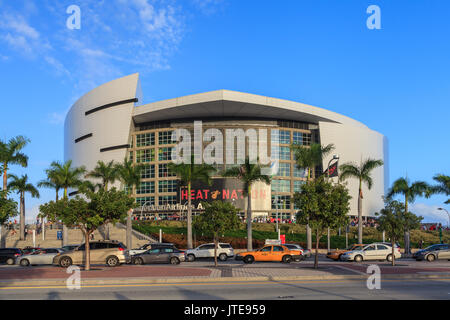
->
left=326, top=155, right=339, bottom=252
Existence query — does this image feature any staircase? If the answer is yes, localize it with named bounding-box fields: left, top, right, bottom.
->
left=3, top=223, right=154, bottom=250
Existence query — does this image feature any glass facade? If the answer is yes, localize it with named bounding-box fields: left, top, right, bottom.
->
left=129, top=121, right=314, bottom=218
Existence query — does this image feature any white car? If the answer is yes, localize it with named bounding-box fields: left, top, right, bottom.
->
left=186, top=243, right=234, bottom=262
left=341, top=243, right=401, bottom=262
left=16, top=248, right=65, bottom=266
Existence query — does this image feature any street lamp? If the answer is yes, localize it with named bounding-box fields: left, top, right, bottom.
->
left=437, top=208, right=450, bottom=228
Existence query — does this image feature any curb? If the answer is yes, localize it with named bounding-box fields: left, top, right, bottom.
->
left=1, top=273, right=450, bottom=288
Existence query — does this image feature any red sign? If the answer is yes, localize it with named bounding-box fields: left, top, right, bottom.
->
left=280, top=234, right=285, bottom=244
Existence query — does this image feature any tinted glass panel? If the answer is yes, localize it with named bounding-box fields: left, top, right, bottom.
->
left=273, top=246, right=284, bottom=252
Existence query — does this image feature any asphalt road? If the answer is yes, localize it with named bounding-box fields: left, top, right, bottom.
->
left=0, top=278, right=449, bottom=300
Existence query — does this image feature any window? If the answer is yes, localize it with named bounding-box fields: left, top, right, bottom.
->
left=136, top=133, right=155, bottom=147
left=158, top=195, right=177, bottom=205
left=159, top=180, right=178, bottom=193
left=293, top=166, right=307, bottom=178
left=199, top=244, right=215, bottom=250
left=293, top=131, right=312, bottom=146
left=162, top=248, right=174, bottom=253
left=279, top=130, right=290, bottom=144
left=136, top=149, right=155, bottom=163
left=364, top=245, right=376, bottom=251
left=279, top=146, right=290, bottom=160
left=159, top=163, right=176, bottom=178
left=136, top=197, right=155, bottom=206
left=219, top=244, right=232, bottom=249
left=148, top=248, right=160, bottom=254
left=140, top=164, right=155, bottom=179
left=293, top=180, right=305, bottom=192
left=377, top=245, right=388, bottom=250
left=273, top=246, right=284, bottom=252
left=260, top=246, right=272, bottom=252
left=158, top=147, right=173, bottom=161
left=128, top=151, right=133, bottom=162
left=271, top=180, right=290, bottom=193
left=277, top=163, right=290, bottom=177
left=271, top=195, right=291, bottom=209
left=136, top=182, right=155, bottom=194
left=159, top=131, right=175, bottom=145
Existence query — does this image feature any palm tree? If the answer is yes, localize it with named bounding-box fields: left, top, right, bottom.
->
left=168, top=156, right=216, bottom=249
left=116, top=158, right=143, bottom=249
left=222, top=157, right=270, bottom=251
left=8, top=174, right=40, bottom=240
left=0, top=136, right=30, bottom=194
left=430, top=174, right=450, bottom=204
left=339, top=158, right=384, bottom=243
left=291, top=143, right=335, bottom=249
left=38, top=166, right=63, bottom=201
left=48, top=160, right=86, bottom=245
left=386, top=177, right=431, bottom=254
left=86, top=160, right=118, bottom=191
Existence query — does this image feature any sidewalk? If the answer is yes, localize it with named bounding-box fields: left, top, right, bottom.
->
left=1, top=262, right=450, bottom=288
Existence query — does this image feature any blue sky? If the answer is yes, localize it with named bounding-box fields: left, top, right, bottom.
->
left=0, top=0, right=449, bottom=224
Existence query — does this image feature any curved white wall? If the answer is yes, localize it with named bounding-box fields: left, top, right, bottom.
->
left=319, top=122, right=388, bottom=217
left=64, top=73, right=140, bottom=190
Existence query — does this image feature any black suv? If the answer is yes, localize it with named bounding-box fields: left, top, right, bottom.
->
left=0, top=248, right=23, bottom=265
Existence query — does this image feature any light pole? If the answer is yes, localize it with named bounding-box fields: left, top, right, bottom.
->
left=327, top=155, right=339, bottom=251
left=272, top=196, right=280, bottom=240
left=437, top=208, right=450, bottom=229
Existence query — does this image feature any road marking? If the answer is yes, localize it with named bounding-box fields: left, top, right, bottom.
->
left=1, top=278, right=449, bottom=290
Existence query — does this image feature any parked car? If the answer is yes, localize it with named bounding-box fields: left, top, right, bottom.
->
left=128, top=243, right=175, bottom=256
left=17, top=248, right=65, bottom=266
left=235, top=245, right=303, bottom=264
left=414, top=244, right=450, bottom=262
left=0, top=248, right=23, bottom=265
left=53, top=240, right=129, bottom=267
left=340, top=243, right=401, bottom=262
left=283, top=244, right=306, bottom=261
left=185, top=243, right=234, bottom=262
left=326, top=244, right=366, bottom=261
left=61, top=244, right=80, bottom=252
left=131, top=246, right=185, bottom=265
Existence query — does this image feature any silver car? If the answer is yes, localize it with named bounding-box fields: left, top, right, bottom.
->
left=16, top=248, right=65, bottom=266
left=186, top=243, right=234, bottom=262
left=341, top=243, right=401, bottom=262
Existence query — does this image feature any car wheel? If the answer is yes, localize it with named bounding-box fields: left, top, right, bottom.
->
left=20, top=259, right=30, bottom=267
left=59, top=256, right=72, bottom=268
left=282, top=255, right=292, bottom=263
left=170, top=257, right=180, bottom=265
left=243, top=255, right=254, bottom=264
left=133, top=257, right=144, bottom=265
left=426, top=254, right=436, bottom=262
left=106, top=256, right=119, bottom=267
left=354, top=255, right=363, bottom=263
left=386, top=254, right=393, bottom=262
left=6, top=258, right=15, bottom=265
left=337, top=254, right=343, bottom=261
left=187, top=254, right=195, bottom=262
left=218, top=253, right=228, bottom=261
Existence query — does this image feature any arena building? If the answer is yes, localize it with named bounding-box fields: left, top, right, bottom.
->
left=65, top=73, right=388, bottom=220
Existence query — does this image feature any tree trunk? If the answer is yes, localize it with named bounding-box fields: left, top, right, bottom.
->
left=314, top=229, right=320, bottom=269
left=358, top=183, right=363, bottom=244
left=391, top=239, right=395, bottom=266
left=404, top=197, right=410, bottom=255
left=187, top=182, right=193, bottom=249
left=62, top=188, right=68, bottom=246
left=2, top=168, right=7, bottom=195
left=20, top=193, right=25, bottom=241
left=247, top=185, right=252, bottom=251
left=126, top=208, right=132, bottom=249
left=85, top=231, right=91, bottom=271
left=0, top=225, right=5, bottom=248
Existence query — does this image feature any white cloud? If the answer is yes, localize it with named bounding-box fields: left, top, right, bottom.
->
left=410, top=203, right=449, bottom=225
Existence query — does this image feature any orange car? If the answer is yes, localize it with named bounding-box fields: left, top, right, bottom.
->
left=326, top=244, right=365, bottom=261
left=235, top=245, right=302, bottom=264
